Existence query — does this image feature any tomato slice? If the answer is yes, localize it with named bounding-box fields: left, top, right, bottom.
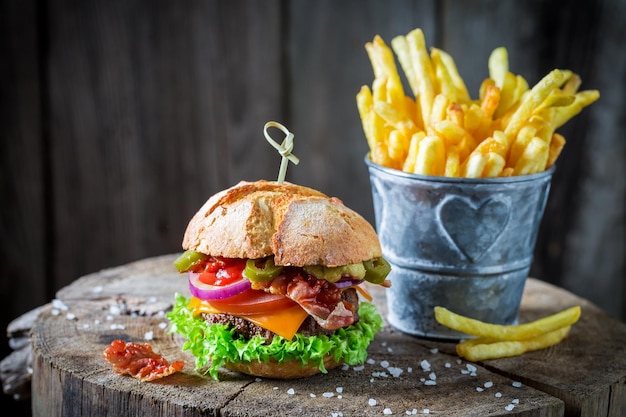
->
left=206, top=289, right=297, bottom=315
left=197, top=258, right=247, bottom=286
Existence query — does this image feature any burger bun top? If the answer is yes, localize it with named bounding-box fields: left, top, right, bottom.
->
left=182, top=180, right=382, bottom=267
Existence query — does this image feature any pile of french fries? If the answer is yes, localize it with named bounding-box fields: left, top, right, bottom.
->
left=357, top=28, right=600, bottom=177
left=435, top=305, right=581, bottom=361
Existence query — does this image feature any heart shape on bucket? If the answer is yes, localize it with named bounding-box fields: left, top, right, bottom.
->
left=437, top=195, right=511, bottom=263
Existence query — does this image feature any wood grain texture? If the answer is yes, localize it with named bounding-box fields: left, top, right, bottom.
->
left=25, top=254, right=626, bottom=417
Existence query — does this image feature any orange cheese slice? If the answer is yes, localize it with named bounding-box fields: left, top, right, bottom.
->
left=188, top=297, right=309, bottom=340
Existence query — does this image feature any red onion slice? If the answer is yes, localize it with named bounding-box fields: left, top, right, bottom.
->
left=188, top=272, right=252, bottom=300
left=334, top=277, right=365, bottom=289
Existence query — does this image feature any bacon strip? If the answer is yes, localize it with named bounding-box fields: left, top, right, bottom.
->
left=102, top=340, right=184, bottom=382
left=260, top=271, right=357, bottom=330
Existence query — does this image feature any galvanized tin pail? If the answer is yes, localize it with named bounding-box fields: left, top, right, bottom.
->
left=365, top=156, right=554, bottom=340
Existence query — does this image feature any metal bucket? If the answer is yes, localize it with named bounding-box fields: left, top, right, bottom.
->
left=365, top=156, right=554, bottom=340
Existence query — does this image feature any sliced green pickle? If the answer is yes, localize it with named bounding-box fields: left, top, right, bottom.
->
left=244, top=257, right=284, bottom=282
left=174, top=250, right=208, bottom=272
left=363, top=257, right=391, bottom=284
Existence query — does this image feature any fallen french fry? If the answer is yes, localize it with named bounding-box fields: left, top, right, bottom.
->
left=456, top=325, right=571, bottom=361
left=434, top=305, right=581, bottom=341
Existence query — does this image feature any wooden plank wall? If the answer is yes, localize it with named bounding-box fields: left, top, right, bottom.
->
left=1, top=0, right=624, bottom=414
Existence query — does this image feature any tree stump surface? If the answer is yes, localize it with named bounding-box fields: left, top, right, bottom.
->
left=19, top=255, right=626, bottom=416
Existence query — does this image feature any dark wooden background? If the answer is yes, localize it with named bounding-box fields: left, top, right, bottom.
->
left=1, top=0, right=624, bottom=415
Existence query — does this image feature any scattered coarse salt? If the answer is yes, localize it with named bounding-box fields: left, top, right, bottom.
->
left=287, top=388, right=295, bottom=395
left=380, top=360, right=390, bottom=368
left=383, top=408, right=393, bottom=415
left=495, top=392, right=502, bottom=398
left=273, top=387, right=278, bottom=390
left=423, top=409, right=430, bottom=414
left=144, top=331, right=154, bottom=341
left=424, top=380, right=436, bottom=386
left=52, top=299, right=69, bottom=311
left=367, top=358, right=376, bottom=365
left=428, top=372, right=436, bottom=380
left=512, top=381, right=522, bottom=388
left=51, top=309, right=60, bottom=316
left=461, top=370, right=470, bottom=375
left=381, top=341, right=388, bottom=347
left=512, top=399, right=519, bottom=404
left=109, top=305, right=121, bottom=315
left=484, top=381, right=493, bottom=388
left=505, top=404, right=515, bottom=411
left=342, top=364, right=350, bottom=371
left=407, top=367, right=413, bottom=373
left=420, top=360, right=431, bottom=371
left=368, top=398, right=377, bottom=406
left=110, top=323, right=125, bottom=330
left=387, top=347, right=393, bottom=353
left=322, top=392, right=334, bottom=398
left=466, top=364, right=477, bottom=373
left=92, top=285, right=104, bottom=294
left=476, top=387, right=484, bottom=392
left=158, top=322, right=168, bottom=329
left=82, top=324, right=90, bottom=329
left=65, top=313, right=76, bottom=320
left=353, top=365, right=365, bottom=371
left=430, top=348, right=438, bottom=354
left=310, top=393, right=316, bottom=398
left=456, top=359, right=462, bottom=364
left=254, top=378, right=262, bottom=382
left=331, top=412, right=343, bottom=417
left=444, top=362, right=451, bottom=368
left=388, top=367, right=403, bottom=378
left=106, top=315, right=114, bottom=321
left=336, top=387, right=343, bottom=393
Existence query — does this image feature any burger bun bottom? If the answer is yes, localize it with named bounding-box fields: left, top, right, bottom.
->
left=224, top=355, right=342, bottom=379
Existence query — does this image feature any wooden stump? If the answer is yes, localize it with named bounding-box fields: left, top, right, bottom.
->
left=21, top=255, right=626, bottom=416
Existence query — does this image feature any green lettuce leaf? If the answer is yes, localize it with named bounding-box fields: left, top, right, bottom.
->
left=167, top=293, right=383, bottom=380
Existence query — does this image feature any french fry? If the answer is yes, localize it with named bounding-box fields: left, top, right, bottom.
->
left=456, top=326, right=571, bottom=362
left=482, top=152, right=506, bottom=177
left=546, top=132, right=566, bottom=169
left=434, top=305, right=581, bottom=341
left=435, top=47, right=471, bottom=103
left=402, top=131, right=426, bottom=172
left=406, top=28, right=436, bottom=127
left=513, top=136, right=549, bottom=175
left=503, top=69, right=568, bottom=139
left=444, top=145, right=460, bottom=177
left=463, top=152, right=488, bottom=178
left=488, top=47, right=509, bottom=89
left=414, top=135, right=445, bottom=176
left=446, top=102, right=464, bottom=127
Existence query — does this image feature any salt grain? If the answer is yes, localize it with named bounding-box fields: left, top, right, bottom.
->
left=512, top=381, right=522, bottom=388
left=424, top=380, right=436, bottom=386
left=353, top=365, right=365, bottom=371
left=476, top=387, right=484, bottom=392
left=336, top=387, right=343, bottom=393
left=420, top=360, right=431, bottom=371
left=322, top=392, right=334, bottom=398
left=466, top=364, right=477, bottom=373
left=484, top=381, right=493, bottom=388
left=367, top=358, right=376, bottom=365
left=430, top=348, right=438, bottom=354
left=51, top=309, right=60, bottom=316
left=423, top=409, right=430, bottom=414
left=495, top=392, right=502, bottom=398
left=158, top=322, right=168, bottom=329
left=310, top=393, right=316, bottom=398
left=444, top=362, right=451, bottom=368
left=287, top=388, right=295, bottom=395
left=505, top=404, right=515, bottom=411
left=65, top=313, right=76, bottom=320
left=512, top=399, right=519, bottom=404
left=388, top=367, right=403, bottom=378
left=368, top=398, right=377, bottom=406
left=144, top=331, right=154, bottom=341
left=380, top=360, right=390, bottom=368
left=383, top=408, right=392, bottom=415
left=92, top=286, right=104, bottom=294
left=428, top=372, right=436, bottom=380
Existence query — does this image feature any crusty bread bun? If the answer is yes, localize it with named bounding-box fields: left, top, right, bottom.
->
left=224, top=355, right=341, bottom=379
left=182, top=180, right=382, bottom=267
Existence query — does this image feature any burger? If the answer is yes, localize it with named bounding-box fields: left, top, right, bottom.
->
left=167, top=180, right=390, bottom=380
